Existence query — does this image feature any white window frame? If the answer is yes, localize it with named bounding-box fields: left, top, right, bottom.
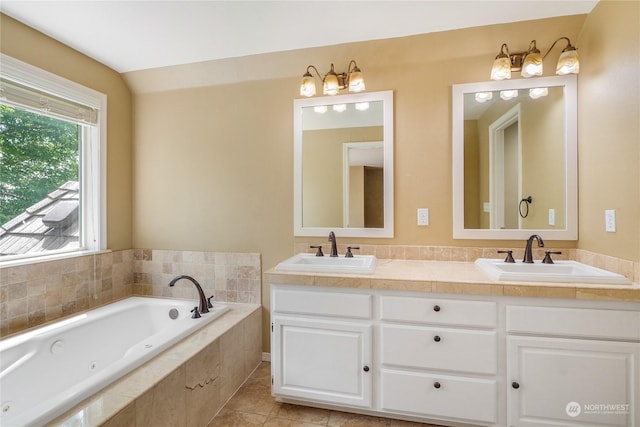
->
left=0, top=54, right=107, bottom=265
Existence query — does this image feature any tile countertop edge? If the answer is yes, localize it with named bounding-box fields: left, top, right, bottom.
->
left=264, top=260, right=640, bottom=302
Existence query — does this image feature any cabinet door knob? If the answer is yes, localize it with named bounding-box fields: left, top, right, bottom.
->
left=433, top=305, right=441, bottom=312
left=433, top=335, right=441, bottom=342
left=363, top=366, right=370, bottom=372
left=433, top=381, right=441, bottom=389
left=512, top=381, right=520, bottom=389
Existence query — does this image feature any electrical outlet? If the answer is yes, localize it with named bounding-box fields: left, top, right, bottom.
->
left=417, top=208, right=429, bottom=226
left=605, top=210, right=616, bottom=232
left=548, top=209, right=555, bottom=226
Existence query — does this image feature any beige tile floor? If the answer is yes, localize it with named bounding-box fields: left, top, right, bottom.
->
left=209, top=362, right=445, bottom=427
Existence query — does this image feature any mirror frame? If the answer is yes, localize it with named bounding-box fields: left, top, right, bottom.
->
left=294, top=90, right=394, bottom=237
left=452, top=75, right=577, bottom=240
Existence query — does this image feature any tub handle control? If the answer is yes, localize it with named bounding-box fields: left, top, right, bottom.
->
left=191, top=307, right=201, bottom=318
left=207, top=295, right=214, bottom=309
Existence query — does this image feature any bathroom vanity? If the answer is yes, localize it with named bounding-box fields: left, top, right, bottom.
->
left=266, top=258, right=640, bottom=427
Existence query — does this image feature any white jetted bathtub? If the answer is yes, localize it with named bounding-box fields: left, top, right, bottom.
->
left=0, top=296, right=229, bottom=426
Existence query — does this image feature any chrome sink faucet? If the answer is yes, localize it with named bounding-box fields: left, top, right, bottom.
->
left=328, top=231, right=338, bottom=257
left=523, top=234, right=544, bottom=263
left=168, top=275, right=211, bottom=314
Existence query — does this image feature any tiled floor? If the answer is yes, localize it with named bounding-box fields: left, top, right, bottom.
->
left=209, top=362, right=444, bottom=427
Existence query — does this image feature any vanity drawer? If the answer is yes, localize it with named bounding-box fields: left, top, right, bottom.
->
left=380, top=369, right=497, bottom=424
left=272, top=288, right=371, bottom=319
left=380, top=324, right=497, bottom=374
left=507, top=306, right=640, bottom=340
left=380, top=296, right=496, bottom=328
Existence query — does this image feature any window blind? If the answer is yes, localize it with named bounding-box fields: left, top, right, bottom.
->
left=0, top=77, right=98, bottom=125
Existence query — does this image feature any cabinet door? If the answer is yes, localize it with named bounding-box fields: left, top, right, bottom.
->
left=272, top=316, right=372, bottom=408
left=508, top=336, right=640, bottom=427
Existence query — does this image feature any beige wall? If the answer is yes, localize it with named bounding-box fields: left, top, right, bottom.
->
left=0, top=14, right=133, bottom=250
left=577, top=0, right=640, bottom=261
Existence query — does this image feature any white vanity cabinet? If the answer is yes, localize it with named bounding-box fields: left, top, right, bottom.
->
left=379, top=296, right=499, bottom=425
left=270, top=282, right=640, bottom=427
left=506, top=306, right=640, bottom=427
left=270, top=286, right=373, bottom=408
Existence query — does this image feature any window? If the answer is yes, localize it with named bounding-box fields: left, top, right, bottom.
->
left=0, top=54, right=106, bottom=263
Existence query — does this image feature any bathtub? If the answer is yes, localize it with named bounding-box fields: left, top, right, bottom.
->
left=0, top=296, right=229, bottom=427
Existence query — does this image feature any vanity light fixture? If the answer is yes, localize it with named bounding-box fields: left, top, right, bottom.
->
left=490, top=37, right=579, bottom=81
left=300, top=60, right=365, bottom=97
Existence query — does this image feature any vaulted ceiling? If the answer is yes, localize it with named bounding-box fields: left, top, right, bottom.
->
left=1, top=1, right=598, bottom=73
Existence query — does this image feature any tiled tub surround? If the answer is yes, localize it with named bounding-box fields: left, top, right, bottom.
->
left=132, top=249, right=261, bottom=305
left=294, top=243, right=640, bottom=284
left=1, top=250, right=134, bottom=337
left=1, top=249, right=261, bottom=337
left=49, top=303, right=261, bottom=427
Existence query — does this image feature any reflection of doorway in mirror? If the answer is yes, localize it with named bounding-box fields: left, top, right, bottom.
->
left=343, top=142, right=384, bottom=228
left=489, top=104, right=522, bottom=230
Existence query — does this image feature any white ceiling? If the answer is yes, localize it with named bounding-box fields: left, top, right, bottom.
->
left=1, top=0, right=598, bottom=73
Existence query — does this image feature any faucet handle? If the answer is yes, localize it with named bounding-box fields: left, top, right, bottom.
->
left=497, top=250, right=515, bottom=263
left=345, top=246, right=360, bottom=258
left=542, top=251, right=562, bottom=264
left=310, top=245, right=324, bottom=257
left=191, top=307, right=201, bottom=319
left=207, top=295, right=214, bottom=308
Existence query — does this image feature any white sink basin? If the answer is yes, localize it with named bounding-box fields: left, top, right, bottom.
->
left=275, top=253, right=377, bottom=275
left=475, top=258, right=631, bottom=285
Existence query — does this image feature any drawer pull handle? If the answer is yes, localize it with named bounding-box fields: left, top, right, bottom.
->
left=512, top=381, right=520, bottom=390
left=433, top=305, right=441, bottom=312
left=363, top=366, right=370, bottom=372
left=433, top=381, right=441, bottom=389
left=433, top=335, right=441, bottom=342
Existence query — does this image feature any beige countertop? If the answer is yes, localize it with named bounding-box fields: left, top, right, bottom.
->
left=265, top=259, right=640, bottom=302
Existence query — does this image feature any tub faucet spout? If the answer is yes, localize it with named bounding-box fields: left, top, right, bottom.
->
left=328, top=231, right=338, bottom=257
left=523, top=234, right=544, bottom=263
left=168, top=275, right=209, bottom=314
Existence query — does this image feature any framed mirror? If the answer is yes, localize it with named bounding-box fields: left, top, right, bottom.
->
left=294, top=90, right=394, bottom=237
left=452, top=75, right=577, bottom=240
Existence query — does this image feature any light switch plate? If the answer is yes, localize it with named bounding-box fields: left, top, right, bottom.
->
left=417, top=208, right=429, bottom=226
left=605, top=210, right=616, bottom=232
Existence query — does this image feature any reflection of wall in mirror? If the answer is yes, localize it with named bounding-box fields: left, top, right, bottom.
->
left=302, top=126, right=383, bottom=227
left=364, top=167, right=384, bottom=228
left=349, top=166, right=364, bottom=227
left=465, top=87, right=565, bottom=229
left=464, top=121, right=480, bottom=228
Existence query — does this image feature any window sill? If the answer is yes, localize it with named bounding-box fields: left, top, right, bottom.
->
left=0, top=249, right=112, bottom=269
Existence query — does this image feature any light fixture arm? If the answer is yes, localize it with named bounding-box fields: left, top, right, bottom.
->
left=542, top=37, right=576, bottom=60
left=304, top=65, right=323, bottom=80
